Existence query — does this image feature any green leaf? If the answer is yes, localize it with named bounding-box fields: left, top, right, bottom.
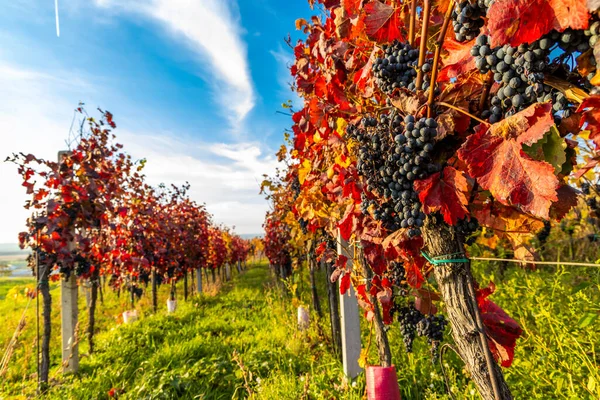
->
left=577, top=312, right=598, bottom=329
left=522, top=126, right=566, bottom=174
left=588, top=376, right=597, bottom=393
left=572, top=282, right=592, bottom=294
left=561, top=145, right=576, bottom=176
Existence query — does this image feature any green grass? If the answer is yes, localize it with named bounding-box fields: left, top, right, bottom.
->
left=0, top=258, right=599, bottom=399
left=0, top=277, right=35, bottom=300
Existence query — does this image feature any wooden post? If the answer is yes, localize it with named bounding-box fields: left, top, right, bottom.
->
left=325, top=258, right=342, bottom=361
left=225, top=264, right=231, bottom=281
left=196, top=268, right=203, bottom=293
left=183, top=270, right=188, bottom=300
left=59, top=151, right=79, bottom=374
left=337, top=231, right=362, bottom=379
left=308, top=249, right=322, bottom=318
left=152, top=268, right=158, bottom=312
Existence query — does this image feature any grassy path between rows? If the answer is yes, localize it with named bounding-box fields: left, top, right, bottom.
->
left=2, top=260, right=599, bottom=399
left=16, top=263, right=358, bottom=400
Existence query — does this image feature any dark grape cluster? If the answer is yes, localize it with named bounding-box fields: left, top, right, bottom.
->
left=291, top=176, right=300, bottom=198
left=586, top=21, right=600, bottom=48
left=472, top=34, right=574, bottom=122
left=582, top=182, right=591, bottom=195
left=536, top=220, right=552, bottom=245
left=299, top=219, right=308, bottom=234
left=456, top=217, right=480, bottom=245
left=553, top=28, right=590, bottom=53
left=389, top=261, right=406, bottom=287
left=396, top=304, right=424, bottom=352
left=349, top=114, right=440, bottom=236
left=372, top=40, right=433, bottom=93
left=416, top=314, right=448, bottom=362
left=451, top=0, right=490, bottom=42
left=587, top=196, right=598, bottom=212
left=61, top=254, right=91, bottom=278
left=583, top=182, right=600, bottom=220
left=388, top=261, right=409, bottom=296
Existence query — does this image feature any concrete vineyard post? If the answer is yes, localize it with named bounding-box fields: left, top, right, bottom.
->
left=58, top=151, right=79, bottom=374
left=337, top=230, right=362, bottom=379
left=61, top=245, right=79, bottom=374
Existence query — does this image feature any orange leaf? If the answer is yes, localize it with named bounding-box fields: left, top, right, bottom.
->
left=458, top=103, right=558, bottom=219
left=414, top=166, right=470, bottom=225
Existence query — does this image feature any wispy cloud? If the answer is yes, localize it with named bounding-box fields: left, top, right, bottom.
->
left=94, top=0, right=255, bottom=125
left=0, top=59, right=272, bottom=242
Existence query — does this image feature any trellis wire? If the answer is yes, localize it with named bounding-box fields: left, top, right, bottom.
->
left=471, top=257, right=600, bottom=268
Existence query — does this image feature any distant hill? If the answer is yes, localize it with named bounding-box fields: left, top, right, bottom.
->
left=239, top=233, right=263, bottom=240
left=0, top=243, right=30, bottom=256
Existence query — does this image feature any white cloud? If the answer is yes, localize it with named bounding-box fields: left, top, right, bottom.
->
left=0, top=64, right=83, bottom=243
left=0, top=60, right=273, bottom=243
left=93, top=0, right=255, bottom=125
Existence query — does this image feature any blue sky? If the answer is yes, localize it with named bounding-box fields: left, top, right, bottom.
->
left=0, top=0, right=317, bottom=242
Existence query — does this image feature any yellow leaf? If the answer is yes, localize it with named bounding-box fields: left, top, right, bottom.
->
left=335, top=153, right=351, bottom=168
left=298, top=159, right=311, bottom=184
left=336, top=117, right=348, bottom=137
left=591, top=71, right=600, bottom=86
left=314, top=130, right=323, bottom=143
left=358, top=348, right=369, bottom=369
left=327, top=166, right=334, bottom=180
left=579, top=130, right=591, bottom=140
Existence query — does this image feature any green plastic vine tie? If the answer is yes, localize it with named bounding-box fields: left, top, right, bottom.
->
left=421, top=251, right=469, bottom=265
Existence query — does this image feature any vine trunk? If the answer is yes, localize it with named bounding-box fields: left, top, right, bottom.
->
left=422, top=217, right=512, bottom=400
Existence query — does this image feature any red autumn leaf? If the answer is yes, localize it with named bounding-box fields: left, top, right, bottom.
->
left=438, top=39, right=477, bottom=82
left=550, top=0, right=589, bottom=32
left=356, top=283, right=373, bottom=306
left=415, top=295, right=438, bottom=315
left=340, top=272, right=351, bottom=295
left=550, top=184, right=579, bottom=220
left=338, top=207, right=355, bottom=241
left=22, top=181, right=34, bottom=195
left=362, top=1, right=404, bottom=43
left=476, top=282, right=523, bottom=367
left=404, top=260, right=425, bottom=289
left=382, top=229, right=426, bottom=288
left=308, top=98, right=327, bottom=128
left=335, top=254, right=349, bottom=270
left=458, top=103, right=558, bottom=219
left=576, top=95, right=600, bottom=148
left=342, top=0, right=363, bottom=17
left=362, top=241, right=386, bottom=275
left=329, top=73, right=352, bottom=111
left=376, top=286, right=394, bottom=324
left=414, top=166, right=469, bottom=225
left=342, top=178, right=362, bottom=202
left=354, top=46, right=377, bottom=97
left=315, top=241, right=327, bottom=257
left=34, top=188, right=49, bottom=201
left=487, top=0, right=588, bottom=48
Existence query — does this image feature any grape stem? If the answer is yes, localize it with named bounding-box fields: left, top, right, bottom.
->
left=415, top=0, right=432, bottom=90
left=435, top=101, right=489, bottom=124
left=427, top=0, right=455, bottom=118
left=479, top=71, right=494, bottom=111
left=409, top=0, right=418, bottom=47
